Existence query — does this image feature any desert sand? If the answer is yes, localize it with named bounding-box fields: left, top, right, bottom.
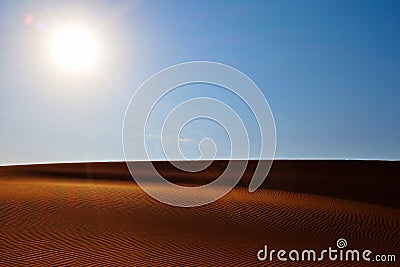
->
left=0, top=160, right=399, bottom=266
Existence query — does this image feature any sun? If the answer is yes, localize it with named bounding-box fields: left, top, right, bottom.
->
left=51, top=26, right=98, bottom=70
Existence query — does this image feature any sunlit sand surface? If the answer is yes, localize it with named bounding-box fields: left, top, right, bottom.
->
left=0, top=176, right=399, bottom=266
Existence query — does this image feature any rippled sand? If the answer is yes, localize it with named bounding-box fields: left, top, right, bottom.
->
left=0, top=177, right=399, bottom=266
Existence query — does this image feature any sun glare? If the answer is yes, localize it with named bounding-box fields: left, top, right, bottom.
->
left=51, top=26, right=98, bottom=70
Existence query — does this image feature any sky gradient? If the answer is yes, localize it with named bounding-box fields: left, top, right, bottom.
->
left=1, top=0, right=399, bottom=165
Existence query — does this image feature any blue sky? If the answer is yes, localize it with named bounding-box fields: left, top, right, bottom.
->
left=0, top=0, right=399, bottom=165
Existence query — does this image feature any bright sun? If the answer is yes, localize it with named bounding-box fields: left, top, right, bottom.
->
left=51, top=26, right=98, bottom=70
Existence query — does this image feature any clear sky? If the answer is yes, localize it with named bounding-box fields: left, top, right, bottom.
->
left=0, top=0, right=399, bottom=165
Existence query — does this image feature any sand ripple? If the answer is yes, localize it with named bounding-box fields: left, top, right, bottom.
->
left=0, top=179, right=399, bottom=266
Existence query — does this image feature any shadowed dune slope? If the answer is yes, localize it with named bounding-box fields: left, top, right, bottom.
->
left=1, top=160, right=399, bottom=208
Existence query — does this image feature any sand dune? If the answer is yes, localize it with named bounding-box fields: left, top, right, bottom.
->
left=2, top=160, right=399, bottom=207
left=0, top=161, right=399, bottom=266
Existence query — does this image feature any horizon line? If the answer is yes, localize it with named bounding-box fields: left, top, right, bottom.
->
left=1, top=158, right=399, bottom=167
